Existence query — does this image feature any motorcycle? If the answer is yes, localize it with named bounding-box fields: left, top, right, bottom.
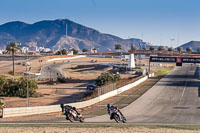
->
left=109, top=107, right=126, bottom=123
left=62, top=105, right=84, bottom=123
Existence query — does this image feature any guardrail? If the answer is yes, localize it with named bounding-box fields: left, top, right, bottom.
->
left=46, top=55, right=86, bottom=62
left=2, top=73, right=154, bottom=118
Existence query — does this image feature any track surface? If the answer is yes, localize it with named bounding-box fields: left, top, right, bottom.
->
left=1, top=64, right=200, bottom=125
left=86, top=64, right=200, bottom=124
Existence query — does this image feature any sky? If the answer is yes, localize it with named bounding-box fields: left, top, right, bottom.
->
left=0, top=0, right=200, bottom=47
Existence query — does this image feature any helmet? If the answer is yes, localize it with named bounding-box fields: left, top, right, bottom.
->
left=60, top=103, right=64, bottom=108
left=107, top=104, right=111, bottom=108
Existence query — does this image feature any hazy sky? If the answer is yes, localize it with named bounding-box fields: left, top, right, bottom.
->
left=1, top=0, right=200, bottom=47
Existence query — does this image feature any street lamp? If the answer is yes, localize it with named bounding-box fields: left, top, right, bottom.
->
left=26, top=49, right=29, bottom=107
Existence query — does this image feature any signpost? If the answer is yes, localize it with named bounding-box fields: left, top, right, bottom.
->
left=149, top=56, right=200, bottom=72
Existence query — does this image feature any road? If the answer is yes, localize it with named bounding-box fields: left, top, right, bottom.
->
left=86, top=64, right=200, bottom=124
left=39, top=60, right=119, bottom=80
left=1, top=64, right=200, bottom=125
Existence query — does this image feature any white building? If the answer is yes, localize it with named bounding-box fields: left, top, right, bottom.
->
left=91, top=48, right=97, bottom=53
left=21, top=47, right=29, bottom=54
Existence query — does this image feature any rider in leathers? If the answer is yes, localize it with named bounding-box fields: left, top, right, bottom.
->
left=107, top=104, right=124, bottom=119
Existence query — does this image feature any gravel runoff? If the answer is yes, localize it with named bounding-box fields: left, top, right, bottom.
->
left=0, top=127, right=200, bottom=133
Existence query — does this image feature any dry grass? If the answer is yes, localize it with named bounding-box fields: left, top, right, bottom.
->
left=0, top=127, right=200, bottom=133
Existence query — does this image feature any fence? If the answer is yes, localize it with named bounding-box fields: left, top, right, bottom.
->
left=2, top=73, right=154, bottom=118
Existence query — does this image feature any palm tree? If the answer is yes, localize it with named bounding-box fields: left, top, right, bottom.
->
left=6, top=42, right=20, bottom=76
left=186, top=47, right=192, bottom=54
left=149, top=46, right=154, bottom=51
left=129, top=45, right=137, bottom=53
left=177, top=47, right=183, bottom=53
left=168, top=47, right=174, bottom=51
left=143, top=45, right=147, bottom=51
left=158, top=46, right=165, bottom=51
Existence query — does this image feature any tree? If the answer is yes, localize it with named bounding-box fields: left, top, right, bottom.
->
left=197, top=48, right=200, bottom=53
left=168, top=47, right=174, bottom=51
left=186, top=47, right=192, bottom=53
left=158, top=46, right=165, bottom=51
left=71, top=48, right=78, bottom=55
left=143, top=45, right=147, bottom=51
left=82, top=48, right=88, bottom=53
left=56, top=51, right=61, bottom=55
left=0, top=76, right=8, bottom=96
left=115, top=44, right=122, bottom=52
left=149, top=46, right=154, bottom=51
left=129, top=45, right=137, bottom=53
left=177, top=47, right=183, bottom=53
left=0, top=99, right=5, bottom=110
left=6, top=42, right=20, bottom=76
left=95, top=72, right=120, bottom=86
left=61, top=49, right=67, bottom=55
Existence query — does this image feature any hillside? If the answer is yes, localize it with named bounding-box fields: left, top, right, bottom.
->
left=0, top=19, right=150, bottom=52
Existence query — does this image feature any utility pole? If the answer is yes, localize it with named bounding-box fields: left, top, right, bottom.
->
left=26, top=49, right=29, bottom=107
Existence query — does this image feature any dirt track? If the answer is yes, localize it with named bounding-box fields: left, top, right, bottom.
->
left=0, top=127, right=199, bottom=133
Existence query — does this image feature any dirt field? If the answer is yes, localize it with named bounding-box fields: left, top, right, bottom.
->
left=0, top=127, right=199, bottom=133
left=0, top=55, right=175, bottom=108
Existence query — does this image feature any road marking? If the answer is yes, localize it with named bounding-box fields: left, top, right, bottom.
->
left=178, top=70, right=189, bottom=107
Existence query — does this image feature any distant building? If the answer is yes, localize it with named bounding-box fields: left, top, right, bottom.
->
left=68, top=50, right=73, bottom=55
left=29, top=46, right=38, bottom=52
left=21, top=47, right=29, bottom=54
left=0, top=50, right=7, bottom=54
left=91, top=48, right=97, bottom=53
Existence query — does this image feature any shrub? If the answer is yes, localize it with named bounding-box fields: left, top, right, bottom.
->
left=57, top=76, right=67, bottom=83
left=0, top=99, right=5, bottom=109
left=0, top=77, right=38, bottom=98
left=96, top=72, right=121, bottom=86
left=0, top=76, right=8, bottom=96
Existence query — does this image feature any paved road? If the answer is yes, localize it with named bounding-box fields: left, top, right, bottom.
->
left=86, top=64, right=200, bottom=124
left=39, top=60, right=119, bottom=80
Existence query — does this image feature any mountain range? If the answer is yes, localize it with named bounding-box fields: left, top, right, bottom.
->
left=178, top=41, right=200, bottom=51
left=0, top=19, right=151, bottom=52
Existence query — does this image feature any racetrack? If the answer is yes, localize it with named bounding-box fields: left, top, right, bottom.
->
left=1, top=64, right=200, bottom=125
left=86, top=64, right=200, bottom=124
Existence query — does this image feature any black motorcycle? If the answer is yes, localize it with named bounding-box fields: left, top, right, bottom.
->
left=61, top=104, right=84, bottom=123
left=109, top=107, right=126, bottom=123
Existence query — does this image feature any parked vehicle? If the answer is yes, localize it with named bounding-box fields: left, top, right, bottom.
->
left=86, top=84, right=99, bottom=90
left=61, top=104, right=84, bottom=123
left=107, top=104, right=126, bottom=123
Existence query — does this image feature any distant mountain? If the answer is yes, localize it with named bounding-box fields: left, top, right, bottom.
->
left=0, top=19, right=151, bottom=52
left=178, top=41, right=200, bottom=51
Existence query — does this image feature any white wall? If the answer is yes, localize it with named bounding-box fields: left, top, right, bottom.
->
left=2, top=73, right=154, bottom=118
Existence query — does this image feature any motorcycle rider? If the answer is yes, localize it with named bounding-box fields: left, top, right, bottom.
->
left=60, top=104, right=80, bottom=118
left=107, top=104, right=124, bottom=119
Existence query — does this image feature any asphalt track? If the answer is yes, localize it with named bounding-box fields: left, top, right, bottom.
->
left=1, top=64, right=200, bottom=125
left=85, top=64, right=200, bottom=124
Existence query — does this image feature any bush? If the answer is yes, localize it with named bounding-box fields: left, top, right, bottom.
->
left=0, top=99, right=5, bottom=109
left=57, top=76, right=67, bottom=83
left=0, top=76, right=8, bottom=96
left=0, top=77, right=38, bottom=98
left=96, top=72, right=121, bottom=86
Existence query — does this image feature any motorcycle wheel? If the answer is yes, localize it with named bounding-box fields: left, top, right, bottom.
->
left=79, top=117, right=84, bottom=123
left=122, top=117, right=126, bottom=123
left=67, top=113, right=75, bottom=122
left=113, top=114, right=120, bottom=123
